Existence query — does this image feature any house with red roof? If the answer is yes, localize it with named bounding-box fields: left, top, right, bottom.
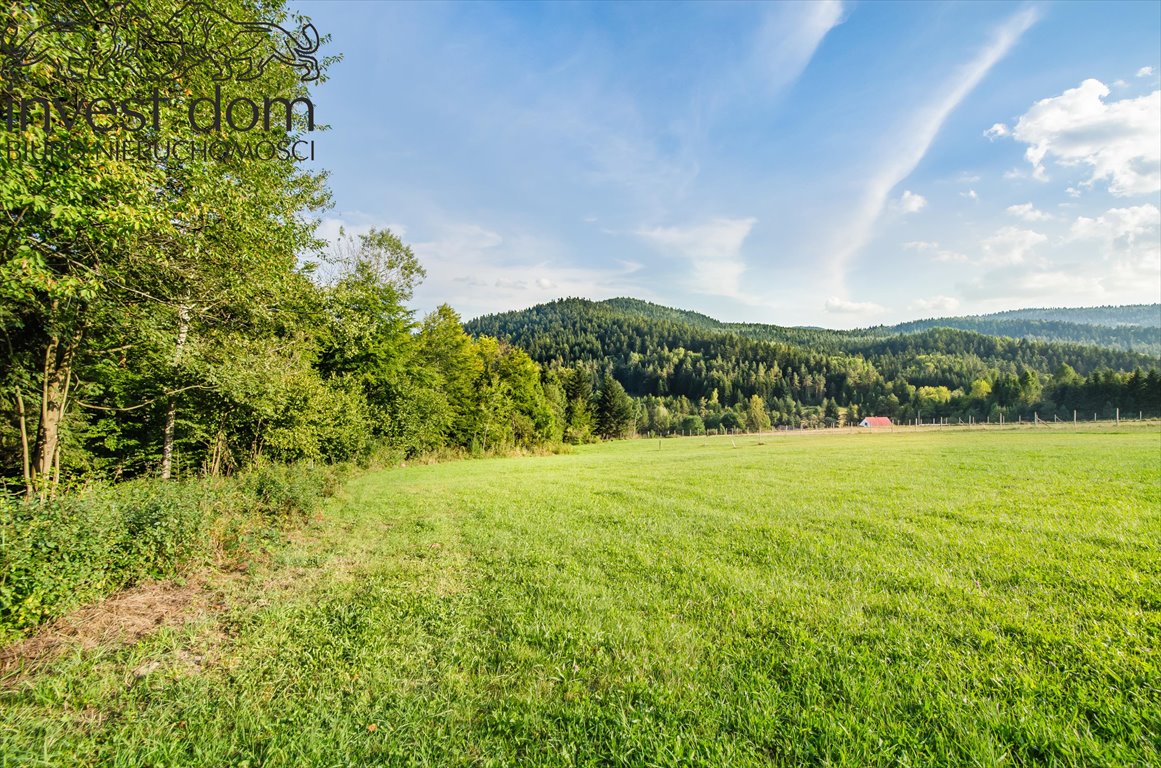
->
left=858, top=416, right=893, bottom=427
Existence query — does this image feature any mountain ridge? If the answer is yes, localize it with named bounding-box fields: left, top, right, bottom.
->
left=526, top=297, right=1161, bottom=355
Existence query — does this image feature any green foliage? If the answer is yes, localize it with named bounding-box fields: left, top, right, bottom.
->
left=0, top=464, right=341, bottom=641
left=239, top=462, right=339, bottom=519
left=745, top=393, right=771, bottom=431
left=465, top=298, right=1161, bottom=430
left=561, top=365, right=595, bottom=443
left=594, top=373, right=635, bottom=439
left=0, top=483, right=200, bottom=636
left=890, top=304, right=1161, bottom=354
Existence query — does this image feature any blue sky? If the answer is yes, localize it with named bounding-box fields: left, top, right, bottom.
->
left=297, top=1, right=1161, bottom=328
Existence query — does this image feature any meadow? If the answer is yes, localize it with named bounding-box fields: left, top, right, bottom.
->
left=1, top=426, right=1158, bottom=766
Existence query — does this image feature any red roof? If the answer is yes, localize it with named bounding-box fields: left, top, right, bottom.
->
left=860, top=417, right=893, bottom=427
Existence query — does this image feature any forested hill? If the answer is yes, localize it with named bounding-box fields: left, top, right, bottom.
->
left=465, top=298, right=1160, bottom=429
left=591, top=298, right=1161, bottom=355
left=956, top=305, right=1160, bottom=327
left=885, top=304, right=1161, bottom=354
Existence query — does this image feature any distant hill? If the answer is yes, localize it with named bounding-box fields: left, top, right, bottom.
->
left=465, top=297, right=1159, bottom=427
left=961, top=305, right=1160, bottom=327
left=883, top=305, right=1160, bottom=355
left=597, top=298, right=1161, bottom=356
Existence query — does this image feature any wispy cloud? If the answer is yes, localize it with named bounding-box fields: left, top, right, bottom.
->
left=636, top=217, right=758, bottom=300
left=1006, top=202, right=1052, bottom=221
left=981, top=226, right=1048, bottom=265
left=750, top=1, right=845, bottom=95
left=827, top=6, right=1040, bottom=293
left=824, top=296, right=887, bottom=315
left=904, top=240, right=968, bottom=263
left=910, top=295, right=960, bottom=313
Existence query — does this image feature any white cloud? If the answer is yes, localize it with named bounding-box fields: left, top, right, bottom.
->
left=1010, top=79, right=1161, bottom=196
left=1066, top=186, right=1082, bottom=198
left=909, top=295, right=960, bottom=313
left=960, top=204, right=1160, bottom=306
left=1066, top=206, right=1161, bottom=294
left=316, top=215, right=407, bottom=248
left=406, top=221, right=646, bottom=318
left=981, top=226, right=1048, bottom=265
left=636, top=217, right=757, bottom=299
left=1069, top=204, right=1160, bottom=244
left=826, top=7, right=1039, bottom=289
left=824, top=296, right=887, bottom=315
left=984, top=122, right=1010, bottom=140
left=751, top=1, right=845, bottom=94
left=895, top=190, right=928, bottom=213
left=1006, top=202, right=1052, bottom=221
left=903, top=240, right=967, bottom=262
left=311, top=214, right=410, bottom=281
left=1138, top=66, right=1154, bottom=78
left=961, top=189, right=979, bottom=200
left=933, top=249, right=969, bottom=263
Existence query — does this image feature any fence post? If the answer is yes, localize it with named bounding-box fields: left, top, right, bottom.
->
left=1116, top=408, right=1120, bottom=425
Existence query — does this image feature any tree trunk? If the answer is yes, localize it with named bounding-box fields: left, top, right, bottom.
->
left=160, top=303, right=191, bottom=480
left=33, top=323, right=82, bottom=500
left=15, top=387, right=32, bottom=500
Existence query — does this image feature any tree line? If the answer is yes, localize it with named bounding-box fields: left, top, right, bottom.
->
left=466, top=299, right=1161, bottom=433
left=0, top=1, right=575, bottom=498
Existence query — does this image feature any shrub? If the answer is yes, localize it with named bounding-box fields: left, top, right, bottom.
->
left=0, top=462, right=345, bottom=642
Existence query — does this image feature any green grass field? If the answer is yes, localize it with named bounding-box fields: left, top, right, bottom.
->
left=2, top=427, right=1159, bottom=766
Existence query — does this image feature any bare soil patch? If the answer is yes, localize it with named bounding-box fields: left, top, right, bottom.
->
left=0, top=574, right=217, bottom=684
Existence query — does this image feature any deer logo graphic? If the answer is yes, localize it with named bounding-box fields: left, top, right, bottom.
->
left=0, top=1, right=322, bottom=85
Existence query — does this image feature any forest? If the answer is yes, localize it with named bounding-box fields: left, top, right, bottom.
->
left=887, top=309, right=1160, bottom=354
left=0, top=0, right=599, bottom=638
left=466, top=298, right=1161, bottom=434
left=0, top=1, right=582, bottom=501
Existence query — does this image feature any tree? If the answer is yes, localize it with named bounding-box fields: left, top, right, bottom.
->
left=719, top=410, right=742, bottom=431
left=823, top=398, right=840, bottom=426
left=1018, top=368, right=1042, bottom=405
left=595, top=374, right=635, bottom=439
left=562, top=365, right=594, bottom=443
left=0, top=0, right=332, bottom=495
left=969, top=379, right=993, bottom=400
left=745, top=394, right=771, bottom=432
left=415, top=304, right=480, bottom=446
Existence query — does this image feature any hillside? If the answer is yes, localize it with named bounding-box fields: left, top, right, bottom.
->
left=465, top=297, right=1160, bottom=429
left=589, top=298, right=1161, bottom=355
left=886, top=304, right=1161, bottom=354
left=963, top=304, right=1161, bottom=327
